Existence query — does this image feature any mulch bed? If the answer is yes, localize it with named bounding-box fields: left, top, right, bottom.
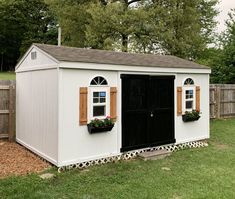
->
left=0, top=139, right=51, bottom=178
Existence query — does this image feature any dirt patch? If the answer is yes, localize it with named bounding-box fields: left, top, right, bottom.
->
left=212, top=142, right=230, bottom=150
left=0, top=140, right=51, bottom=178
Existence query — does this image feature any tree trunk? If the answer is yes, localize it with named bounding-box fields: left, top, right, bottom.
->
left=122, top=34, right=128, bottom=52
left=0, top=53, right=3, bottom=72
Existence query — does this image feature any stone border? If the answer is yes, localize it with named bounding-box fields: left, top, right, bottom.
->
left=58, top=141, right=208, bottom=172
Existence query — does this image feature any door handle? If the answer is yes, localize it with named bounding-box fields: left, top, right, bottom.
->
left=150, top=112, right=154, bottom=117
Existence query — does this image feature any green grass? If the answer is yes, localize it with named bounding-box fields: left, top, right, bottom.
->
left=0, top=72, right=16, bottom=80
left=1, top=119, right=235, bottom=199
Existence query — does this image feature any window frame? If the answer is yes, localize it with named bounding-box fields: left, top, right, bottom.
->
left=88, top=82, right=110, bottom=121
left=182, top=86, right=196, bottom=113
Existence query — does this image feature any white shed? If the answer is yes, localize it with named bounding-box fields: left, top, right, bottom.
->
left=15, top=44, right=211, bottom=167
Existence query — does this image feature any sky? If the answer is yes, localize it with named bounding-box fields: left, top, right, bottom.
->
left=216, top=0, right=235, bottom=32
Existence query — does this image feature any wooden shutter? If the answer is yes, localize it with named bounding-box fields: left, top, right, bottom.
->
left=196, top=86, right=200, bottom=112
left=177, top=87, right=182, bottom=115
left=79, top=87, right=88, bottom=125
left=110, top=87, right=117, bottom=121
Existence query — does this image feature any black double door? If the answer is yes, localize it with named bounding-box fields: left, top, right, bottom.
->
left=121, top=75, right=175, bottom=152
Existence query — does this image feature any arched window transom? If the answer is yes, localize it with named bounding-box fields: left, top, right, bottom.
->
left=184, top=78, right=194, bottom=85
left=90, top=76, right=108, bottom=86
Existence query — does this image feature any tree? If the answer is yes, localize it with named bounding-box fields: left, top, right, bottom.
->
left=49, top=0, right=219, bottom=59
left=217, top=9, right=235, bottom=83
left=0, top=0, right=57, bottom=71
left=197, top=9, right=235, bottom=83
left=46, top=0, right=97, bottom=48
left=139, top=0, right=219, bottom=58
left=197, top=47, right=227, bottom=83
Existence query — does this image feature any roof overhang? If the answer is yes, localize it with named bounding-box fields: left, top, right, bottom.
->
left=59, top=61, right=211, bottom=74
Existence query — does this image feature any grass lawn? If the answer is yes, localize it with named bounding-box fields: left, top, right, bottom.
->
left=0, top=72, right=16, bottom=80
left=0, top=119, right=235, bottom=199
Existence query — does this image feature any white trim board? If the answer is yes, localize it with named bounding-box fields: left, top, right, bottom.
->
left=59, top=62, right=211, bottom=74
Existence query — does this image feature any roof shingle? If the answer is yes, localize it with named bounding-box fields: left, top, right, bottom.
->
left=34, top=43, right=209, bottom=69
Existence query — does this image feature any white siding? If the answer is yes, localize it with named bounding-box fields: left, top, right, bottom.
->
left=16, top=69, right=58, bottom=165
left=58, top=69, right=119, bottom=166
left=15, top=47, right=58, bottom=72
left=174, top=74, right=210, bottom=143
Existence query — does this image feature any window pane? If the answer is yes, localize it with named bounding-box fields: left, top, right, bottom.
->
left=186, top=94, right=193, bottom=99
left=93, top=98, right=99, bottom=103
left=184, top=78, right=194, bottom=85
left=186, top=90, right=193, bottom=99
left=93, top=106, right=105, bottom=117
left=94, top=77, right=99, bottom=84
left=100, top=92, right=106, bottom=97
left=101, top=79, right=108, bottom=85
left=90, top=80, right=96, bottom=85
left=100, top=97, right=106, bottom=103
left=186, top=101, right=193, bottom=109
left=93, top=92, right=99, bottom=97
left=90, top=76, right=108, bottom=85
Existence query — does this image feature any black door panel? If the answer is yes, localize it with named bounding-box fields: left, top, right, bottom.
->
left=121, top=75, right=149, bottom=151
left=121, top=75, right=175, bottom=152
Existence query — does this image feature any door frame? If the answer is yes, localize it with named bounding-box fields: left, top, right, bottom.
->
left=120, top=74, right=176, bottom=152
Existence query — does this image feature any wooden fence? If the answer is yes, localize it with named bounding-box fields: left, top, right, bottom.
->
left=210, top=84, right=235, bottom=119
left=0, top=80, right=15, bottom=141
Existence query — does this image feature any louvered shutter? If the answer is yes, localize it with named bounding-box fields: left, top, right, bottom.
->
left=110, top=87, right=117, bottom=121
left=196, top=86, right=200, bottom=112
left=79, top=87, right=88, bottom=125
left=177, top=87, right=182, bottom=115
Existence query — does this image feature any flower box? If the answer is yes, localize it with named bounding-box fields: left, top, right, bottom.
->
left=87, top=124, right=114, bottom=134
left=182, top=110, right=201, bottom=122
left=182, top=115, right=200, bottom=122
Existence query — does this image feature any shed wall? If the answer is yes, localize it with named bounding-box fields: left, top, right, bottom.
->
left=58, top=68, right=209, bottom=166
left=58, top=69, right=119, bottom=166
left=175, top=74, right=210, bottom=143
left=16, top=69, right=58, bottom=165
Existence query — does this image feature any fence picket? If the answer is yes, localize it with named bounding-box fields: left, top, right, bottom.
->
left=0, top=81, right=15, bottom=140
left=210, top=84, right=235, bottom=119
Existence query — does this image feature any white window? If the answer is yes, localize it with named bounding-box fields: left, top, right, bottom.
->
left=93, top=91, right=106, bottom=117
left=183, top=78, right=195, bottom=112
left=89, top=76, right=110, bottom=120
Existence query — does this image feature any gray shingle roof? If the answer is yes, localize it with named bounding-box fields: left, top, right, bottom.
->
left=34, top=43, right=210, bottom=69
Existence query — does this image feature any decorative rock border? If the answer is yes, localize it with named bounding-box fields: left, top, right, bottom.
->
left=58, top=140, right=208, bottom=172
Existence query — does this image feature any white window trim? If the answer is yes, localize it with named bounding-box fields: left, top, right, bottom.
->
left=88, top=86, right=110, bottom=121
left=182, top=86, right=196, bottom=113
